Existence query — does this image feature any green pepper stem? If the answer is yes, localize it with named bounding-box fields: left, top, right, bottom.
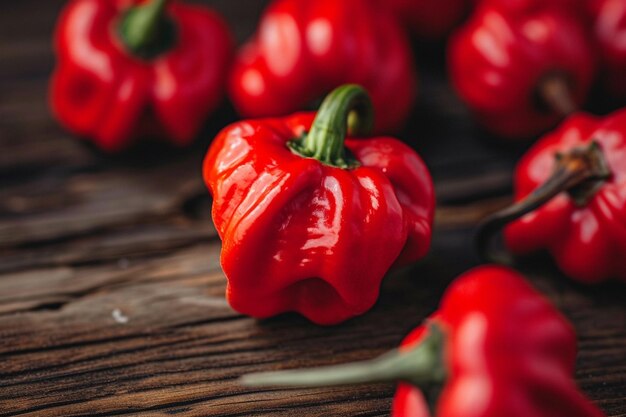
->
left=241, top=324, right=446, bottom=389
left=476, top=141, right=611, bottom=264
left=288, top=84, right=374, bottom=169
left=119, top=0, right=172, bottom=58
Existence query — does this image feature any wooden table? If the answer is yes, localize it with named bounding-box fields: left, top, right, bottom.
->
left=1, top=1, right=624, bottom=415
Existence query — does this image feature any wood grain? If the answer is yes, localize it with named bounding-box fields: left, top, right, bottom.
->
left=0, top=0, right=624, bottom=416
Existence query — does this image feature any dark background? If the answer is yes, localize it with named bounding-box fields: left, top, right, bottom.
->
left=0, top=0, right=624, bottom=415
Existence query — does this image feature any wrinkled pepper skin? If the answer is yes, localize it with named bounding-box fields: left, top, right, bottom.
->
left=50, top=0, right=232, bottom=152
left=504, top=109, right=626, bottom=283
left=204, top=113, right=434, bottom=325
left=228, top=0, right=417, bottom=133
left=377, top=0, right=470, bottom=39
left=448, top=1, right=595, bottom=139
left=393, top=265, right=606, bottom=417
left=590, top=0, right=626, bottom=97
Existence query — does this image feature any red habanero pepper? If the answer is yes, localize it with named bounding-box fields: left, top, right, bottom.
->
left=50, top=0, right=232, bottom=152
left=590, top=0, right=626, bottom=98
left=228, top=0, right=417, bottom=134
left=375, top=0, right=471, bottom=39
left=448, top=1, right=596, bottom=139
left=203, top=85, right=434, bottom=325
left=476, top=109, right=626, bottom=284
left=241, top=266, right=607, bottom=417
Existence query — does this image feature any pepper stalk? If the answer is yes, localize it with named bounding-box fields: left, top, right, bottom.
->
left=241, top=324, right=447, bottom=410
left=288, top=84, right=374, bottom=169
left=476, top=140, right=612, bottom=264
left=119, top=0, right=176, bottom=59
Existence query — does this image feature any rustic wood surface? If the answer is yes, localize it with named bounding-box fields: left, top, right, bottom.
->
left=0, top=0, right=624, bottom=416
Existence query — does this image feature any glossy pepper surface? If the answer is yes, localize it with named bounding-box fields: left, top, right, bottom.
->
left=590, top=0, right=626, bottom=97
left=228, top=0, right=417, bottom=133
left=50, top=0, right=232, bottom=152
left=479, top=109, right=626, bottom=284
left=204, top=85, right=434, bottom=325
left=242, top=266, right=606, bottom=417
left=448, top=0, right=595, bottom=139
left=377, top=0, right=470, bottom=39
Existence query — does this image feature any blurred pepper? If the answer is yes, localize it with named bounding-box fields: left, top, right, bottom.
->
left=377, top=0, right=470, bottom=39
left=204, top=85, right=434, bottom=325
left=589, top=0, right=626, bottom=98
left=50, top=0, right=232, bottom=152
left=242, top=265, right=606, bottom=417
left=476, top=109, right=626, bottom=284
left=228, top=0, right=417, bottom=134
left=480, top=0, right=586, bottom=16
left=448, top=1, right=596, bottom=139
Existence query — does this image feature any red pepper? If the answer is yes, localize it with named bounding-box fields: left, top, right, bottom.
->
left=203, top=85, right=434, bottom=325
left=448, top=1, right=596, bottom=139
left=241, top=265, right=607, bottom=417
left=476, top=109, right=626, bottom=284
left=376, top=0, right=470, bottom=39
left=228, top=0, right=417, bottom=134
left=50, top=0, right=232, bottom=152
left=590, top=0, right=626, bottom=98
left=479, top=0, right=586, bottom=16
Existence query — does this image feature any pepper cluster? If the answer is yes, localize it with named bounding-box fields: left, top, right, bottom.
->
left=50, top=0, right=625, bottom=147
left=47, top=0, right=625, bottom=415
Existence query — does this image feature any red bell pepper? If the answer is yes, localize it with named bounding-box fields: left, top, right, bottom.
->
left=476, top=108, right=626, bottom=284
left=590, top=0, right=626, bottom=98
left=50, top=0, right=232, bottom=152
left=241, top=265, right=607, bottom=417
left=228, top=0, right=417, bottom=134
left=376, top=0, right=470, bottom=39
left=203, top=85, right=434, bottom=325
left=448, top=1, right=596, bottom=139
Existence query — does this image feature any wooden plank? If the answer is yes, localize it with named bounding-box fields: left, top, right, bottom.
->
left=0, top=238, right=624, bottom=416
left=0, top=159, right=205, bottom=247
left=0, top=219, right=216, bottom=274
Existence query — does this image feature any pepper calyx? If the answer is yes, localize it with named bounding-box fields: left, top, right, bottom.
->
left=118, top=0, right=177, bottom=60
left=559, top=141, right=611, bottom=205
left=288, top=84, right=374, bottom=169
